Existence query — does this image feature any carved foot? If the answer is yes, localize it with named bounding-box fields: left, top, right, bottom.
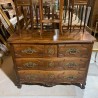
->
left=17, top=84, right=22, bottom=89
left=80, top=84, right=85, bottom=89
left=43, top=83, right=56, bottom=87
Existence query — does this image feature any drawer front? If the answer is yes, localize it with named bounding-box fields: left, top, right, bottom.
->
left=59, top=58, right=88, bottom=70
left=13, top=44, right=57, bottom=58
left=58, top=44, right=92, bottom=58
left=18, top=70, right=85, bottom=84
left=16, top=58, right=88, bottom=70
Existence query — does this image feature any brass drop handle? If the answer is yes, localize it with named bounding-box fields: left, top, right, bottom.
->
left=26, top=75, right=38, bottom=80
left=48, top=62, right=54, bottom=67
left=67, top=76, right=75, bottom=80
left=48, top=74, right=55, bottom=79
left=23, top=62, right=37, bottom=68
left=65, top=62, right=79, bottom=67
left=22, top=48, right=37, bottom=54
left=64, top=76, right=77, bottom=81
left=66, top=48, right=80, bottom=55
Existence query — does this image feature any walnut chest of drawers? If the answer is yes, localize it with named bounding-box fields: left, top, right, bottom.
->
left=8, top=31, right=95, bottom=89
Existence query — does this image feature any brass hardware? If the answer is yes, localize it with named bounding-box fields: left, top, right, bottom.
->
left=67, top=76, right=77, bottom=80
left=23, top=62, right=37, bottom=68
left=48, top=62, right=54, bottom=67
left=65, top=62, right=79, bottom=67
left=26, top=75, right=38, bottom=80
left=48, top=48, right=54, bottom=55
left=48, top=74, right=54, bottom=79
left=63, top=76, right=77, bottom=80
left=22, top=48, right=37, bottom=54
left=66, top=48, right=80, bottom=55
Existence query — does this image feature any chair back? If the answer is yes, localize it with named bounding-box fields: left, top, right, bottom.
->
left=14, top=0, right=33, bottom=30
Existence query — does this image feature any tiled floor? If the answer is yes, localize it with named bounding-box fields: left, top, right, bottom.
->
left=0, top=52, right=98, bottom=98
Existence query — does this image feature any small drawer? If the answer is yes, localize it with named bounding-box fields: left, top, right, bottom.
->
left=13, top=44, right=57, bottom=58
left=16, top=0, right=31, bottom=5
left=58, top=44, right=92, bottom=58
left=59, top=58, right=88, bottom=70
left=13, top=44, right=44, bottom=58
left=18, top=70, right=85, bottom=84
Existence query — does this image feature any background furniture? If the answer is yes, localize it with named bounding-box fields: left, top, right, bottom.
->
left=88, top=0, right=98, bottom=28
left=0, top=8, right=15, bottom=34
left=62, top=0, right=90, bottom=33
left=14, top=0, right=33, bottom=30
left=92, top=42, right=98, bottom=62
left=94, top=21, right=98, bottom=37
left=0, top=0, right=15, bottom=17
left=39, top=0, right=64, bottom=34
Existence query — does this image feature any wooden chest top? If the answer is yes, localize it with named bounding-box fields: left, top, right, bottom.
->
left=8, top=30, right=96, bottom=44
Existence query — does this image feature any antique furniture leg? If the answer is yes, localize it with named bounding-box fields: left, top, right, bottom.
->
left=80, top=84, right=85, bottom=89
left=94, top=52, right=97, bottom=62
left=0, top=56, right=3, bottom=66
left=17, top=85, right=22, bottom=88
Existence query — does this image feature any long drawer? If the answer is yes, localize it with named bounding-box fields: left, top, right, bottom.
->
left=16, top=58, right=88, bottom=70
left=58, top=44, right=92, bottom=58
left=18, top=70, right=85, bottom=84
left=13, top=44, right=57, bottom=58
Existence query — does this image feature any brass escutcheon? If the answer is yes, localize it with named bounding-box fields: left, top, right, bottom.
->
left=66, top=48, right=80, bottom=55
left=65, top=62, right=79, bottom=67
left=22, top=48, right=37, bottom=54
left=23, top=62, right=37, bottom=68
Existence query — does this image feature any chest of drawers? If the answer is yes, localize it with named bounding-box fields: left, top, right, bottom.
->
left=8, top=31, right=95, bottom=89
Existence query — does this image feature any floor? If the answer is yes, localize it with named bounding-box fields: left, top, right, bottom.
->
left=0, top=52, right=98, bottom=98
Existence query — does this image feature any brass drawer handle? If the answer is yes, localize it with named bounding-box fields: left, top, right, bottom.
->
left=67, top=76, right=77, bottom=80
left=66, top=48, right=80, bottom=55
left=23, top=62, right=37, bottom=68
left=64, top=76, right=77, bottom=80
left=65, top=62, right=79, bottom=67
left=48, top=62, right=54, bottom=67
left=48, top=74, right=55, bottom=79
left=22, top=48, right=37, bottom=54
left=26, top=75, right=38, bottom=80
